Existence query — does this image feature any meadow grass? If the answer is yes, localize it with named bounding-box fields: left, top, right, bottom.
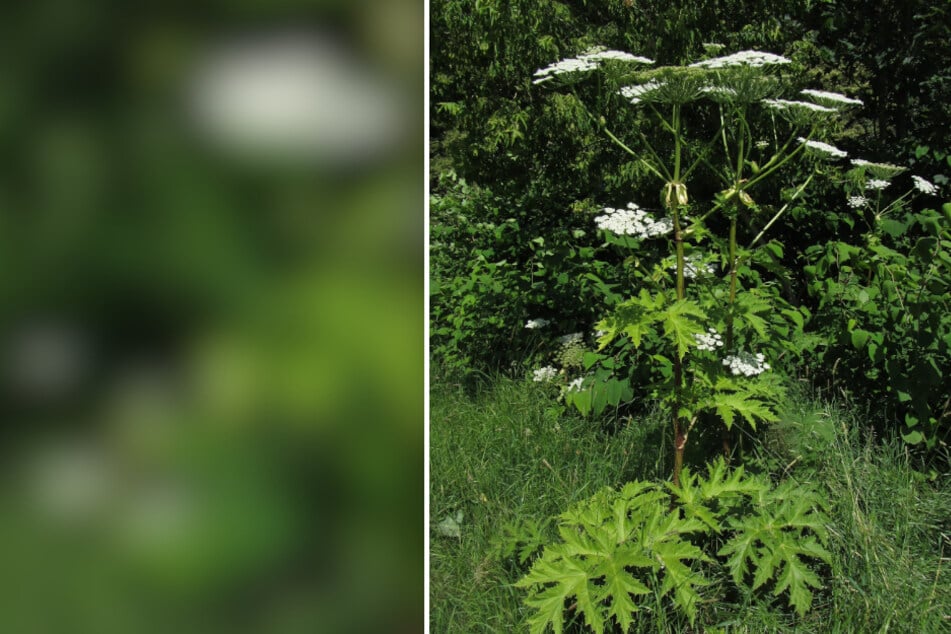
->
left=429, top=374, right=951, bottom=632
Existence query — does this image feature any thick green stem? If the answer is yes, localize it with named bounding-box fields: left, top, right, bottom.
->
left=672, top=218, right=686, bottom=487
left=671, top=104, right=686, bottom=486
left=730, top=248, right=741, bottom=339
left=722, top=216, right=739, bottom=460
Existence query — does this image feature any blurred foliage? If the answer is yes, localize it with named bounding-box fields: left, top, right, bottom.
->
left=0, top=1, right=423, bottom=632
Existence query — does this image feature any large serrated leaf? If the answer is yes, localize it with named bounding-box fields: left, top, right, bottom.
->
left=662, top=299, right=707, bottom=359
left=519, top=555, right=590, bottom=634
left=710, top=391, right=775, bottom=429
left=523, top=584, right=568, bottom=634
left=718, top=529, right=757, bottom=586
left=602, top=557, right=649, bottom=633
left=773, top=547, right=823, bottom=616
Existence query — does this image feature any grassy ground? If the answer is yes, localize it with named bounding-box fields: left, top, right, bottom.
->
left=429, top=374, right=951, bottom=633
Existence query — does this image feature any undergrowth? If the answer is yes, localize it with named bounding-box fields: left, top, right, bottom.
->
left=430, top=374, right=951, bottom=632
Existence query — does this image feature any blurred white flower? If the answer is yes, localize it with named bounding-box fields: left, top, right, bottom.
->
left=557, top=332, right=583, bottom=345
left=695, top=328, right=724, bottom=351
left=595, top=203, right=672, bottom=238
left=912, top=175, right=938, bottom=195
left=620, top=81, right=665, bottom=104
left=532, top=366, right=559, bottom=382
left=675, top=254, right=715, bottom=279
left=800, top=89, right=863, bottom=106
left=763, top=98, right=838, bottom=113
left=534, top=47, right=652, bottom=84
left=847, top=195, right=868, bottom=209
left=722, top=352, right=770, bottom=377
left=533, top=57, right=598, bottom=83
left=187, top=33, right=405, bottom=165
left=525, top=318, right=550, bottom=329
left=865, top=179, right=891, bottom=190
left=700, top=85, right=738, bottom=100
left=581, top=49, right=654, bottom=64
left=850, top=158, right=906, bottom=179
left=690, top=50, right=791, bottom=69
left=798, top=137, right=848, bottom=158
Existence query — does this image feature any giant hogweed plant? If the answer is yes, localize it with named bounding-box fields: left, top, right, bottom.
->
left=528, top=47, right=863, bottom=484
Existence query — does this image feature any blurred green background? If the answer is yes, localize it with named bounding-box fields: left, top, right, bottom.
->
left=0, top=1, right=423, bottom=632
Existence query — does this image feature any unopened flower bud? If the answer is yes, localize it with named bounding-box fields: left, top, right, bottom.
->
left=663, top=181, right=688, bottom=208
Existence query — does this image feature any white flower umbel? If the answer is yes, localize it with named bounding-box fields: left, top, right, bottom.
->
left=581, top=49, right=654, bottom=64
left=525, top=318, right=550, bottom=329
left=722, top=352, right=771, bottom=377
left=755, top=140, right=770, bottom=149
left=619, top=80, right=665, bottom=104
left=690, top=50, right=791, bottom=69
left=847, top=195, right=868, bottom=209
left=912, top=175, right=938, bottom=195
left=678, top=254, right=715, bottom=279
left=557, top=332, right=583, bottom=345
left=850, top=158, right=906, bottom=179
left=700, top=85, right=738, bottom=100
left=533, top=57, right=598, bottom=84
left=533, top=48, right=653, bottom=84
left=800, top=89, right=863, bottom=106
left=798, top=137, right=848, bottom=159
left=762, top=98, right=838, bottom=113
left=532, top=366, right=559, bottom=382
left=865, top=179, right=891, bottom=191
left=695, top=328, right=724, bottom=351
left=595, top=203, right=673, bottom=238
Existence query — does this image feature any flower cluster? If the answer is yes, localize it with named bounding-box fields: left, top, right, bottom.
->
left=800, top=89, right=863, bottom=106
left=695, top=328, right=724, bottom=351
left=700, top=85, right=738, bottom=98
left=619, top=81, right=665, bottom=104
left=682, top=254, right=716, bottom=279
left=722, top=352, right=770, bottom=377
left=865, top=179, right=890, bottom=191
left=798, top=137, right=848, bottom=158
left=762, top=98, right=837, bottom=113
left=583, top=49, right=653, bottom=64
left=847, top=195, right=868, bottom=209
left=689, top=50, right=791, bottom=69
left=595, top=203, right=673, bottom=238
left=525, top=318, right=550, bottom=329
left=912, top=175, right=938, bottom=195
left=850, top=158, right=906, bottom=179
left=556, top=332, right=586, bottom=368
left=533, top=48, right=653, bottom=84
left=557, top=332, right=583, bottom=345
left=533, top=57, right=597, bottom=84
left=532, top=366, right=559, bottom=383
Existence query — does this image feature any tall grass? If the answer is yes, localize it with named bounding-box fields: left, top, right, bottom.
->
left=430, top=375, right=951, bottom=632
